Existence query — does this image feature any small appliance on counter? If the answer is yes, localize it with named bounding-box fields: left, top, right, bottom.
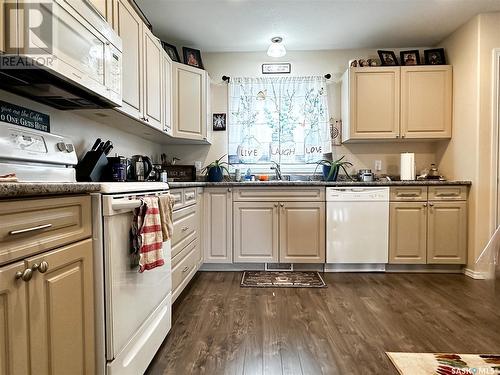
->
left=417, top=163, right=445, bottom=181
left=0, top=126, right=78, bottom=182
left=163, top=165, right=197, bottom=182
left=76, top=138, right=114, bottom=182
left=357, top=169, right=374, bottom=182
left=127, top=155, right=153, bottom=181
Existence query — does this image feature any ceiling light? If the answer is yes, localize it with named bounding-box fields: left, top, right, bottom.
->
left=267, top=37, right=286, bottom=58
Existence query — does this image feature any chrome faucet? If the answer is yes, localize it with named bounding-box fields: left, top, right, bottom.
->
left=270, top=161, right=283, bottom=180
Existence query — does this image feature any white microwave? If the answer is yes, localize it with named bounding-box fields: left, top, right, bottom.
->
left=0, top=0, right=122, bottom=110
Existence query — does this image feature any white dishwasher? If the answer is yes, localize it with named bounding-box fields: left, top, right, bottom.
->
left=326, top=187, right=389, bottom=265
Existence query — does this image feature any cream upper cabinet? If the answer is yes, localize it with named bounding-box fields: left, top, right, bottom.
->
left=0, top=0, right=6, bottom=54
left=233, top=202, right=279, bottom=263
left=203, top=188, right=232, bottom=263
left=27, top=239, right=95, bottom=375
left=142, top=25, right=163, bottom=129
left=0, top=262, right=29, bottom=375
left=389, top=202, right=427, bottom=264
left=279, top=202, right=325, bottom=263
left=113, top=0, right=143, bottom=119
left=162, top=53, right=173, bottom=135
left=88, top=0, right=112, bottom=22
left=342, top=66, right=453, bottom=142
left=401, top=66, right=452, bottom=139
left=427, top=201, right=467, bottom=264
left=172, top=62, right=208, bottom=141
left=342, top=67, right=400, bottom=141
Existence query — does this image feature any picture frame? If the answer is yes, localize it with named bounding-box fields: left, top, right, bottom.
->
left=400, top=50, right=421, bottom=66
left=161, top=41, right=180, bottom=62
left=213, top=113, right=226, bottom=131
left=183, top=47, right=204, bottom=69
left=262, top=63, right=291, bottom=74
left=377, top=50, right=399, bottom=66
left=424, top=48, right=446, bottom=65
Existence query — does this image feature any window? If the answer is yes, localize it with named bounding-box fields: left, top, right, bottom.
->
left=228, top=76, right=331, bottom=169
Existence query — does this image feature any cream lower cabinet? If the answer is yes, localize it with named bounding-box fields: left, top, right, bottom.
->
left=172, top=62, right=209, bottom=141
left=203, top=188, right=232, bottom=263
left=0, top=239, right=95, bottom=375
left=427, top=201, right=467, bottom=264
left=279, top=202, right=325, bottom=263
left=233, top=202, right=279, bottom=263
left=389, top=202, right=427, bottom=264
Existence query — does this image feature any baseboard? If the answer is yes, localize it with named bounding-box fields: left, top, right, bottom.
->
left=463, top=268, right=488, bottom=279
left=324, top=264, right=386, bottom=272
left=199, top=263, right=324, bottom=272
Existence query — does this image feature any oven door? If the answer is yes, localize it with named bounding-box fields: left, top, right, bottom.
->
left=102, top=193, right=172, bottom=362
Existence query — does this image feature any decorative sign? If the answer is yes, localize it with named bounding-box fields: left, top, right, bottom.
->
left=0, top=100, right=50, bottom=132
left=262, top=63, right=291, bottom=74
left=213, top=113, right=226, bottom=131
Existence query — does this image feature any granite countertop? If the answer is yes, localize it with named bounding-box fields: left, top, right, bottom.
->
left=168, top=180, right=472, bottom=188
left=0, top=182, right=101, bottom=198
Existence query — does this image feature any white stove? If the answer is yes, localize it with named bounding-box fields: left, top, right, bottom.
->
left=0, top=125, right=78, bottom=182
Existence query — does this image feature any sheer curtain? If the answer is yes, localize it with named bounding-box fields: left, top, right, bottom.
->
left=228, top=76, right=331, bottom=166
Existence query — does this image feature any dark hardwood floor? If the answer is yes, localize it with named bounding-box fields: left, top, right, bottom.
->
left=146, top=272, right=500, bottom=374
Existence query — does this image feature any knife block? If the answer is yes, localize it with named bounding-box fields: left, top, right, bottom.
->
left=76, top=150, right=109, bottom=182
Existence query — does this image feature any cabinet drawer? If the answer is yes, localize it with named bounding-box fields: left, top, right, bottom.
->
left=0, top=196, right=91, bottom=265
left=428, top=186, right=467, bottom=201
left=183, top=188, right=197, bottom=206
left=390, top=187, right=428, bottom=201
left=233, top=187, right=325, bottom=202
left=170, top=189, right=184, bottom=210
left=172, top=240, right=198, bottom=293
left=172, top=204, right=197, bottom=251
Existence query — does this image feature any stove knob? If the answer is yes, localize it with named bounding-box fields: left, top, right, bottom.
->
left=57, top=142, right=67, bottom=152
left=65, top=143, right=74, bottom=153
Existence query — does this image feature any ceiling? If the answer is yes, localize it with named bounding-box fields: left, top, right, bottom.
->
left=135, top=0, right=500, bottom=52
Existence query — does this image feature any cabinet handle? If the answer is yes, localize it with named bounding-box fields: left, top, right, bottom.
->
left=429, top=202, right=434, bottom=207
left=435, top=193, right=459, bottom=197
left=227, top=188, right=232, bottom=192
left=182, top=266, right=189, bottom=273
left=279, top=203, right=284, bottom=207
left=395, top=135, right=399, bottom=138
left=274, top=203, right=278, bottom=208
left=33, top=261, right=49, bottom=274
left=398, top=193, right=419, bottom=197
left=423, top=203, right=427, bottom=207
left=9, top=223, right=52, bottom=235
left=181, top=226, right=189, bottom=232
left=15, top=268, right=33, bottom=282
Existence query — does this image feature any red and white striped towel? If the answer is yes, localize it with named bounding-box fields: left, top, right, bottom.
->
left=131, top=196, right=164, bottom=273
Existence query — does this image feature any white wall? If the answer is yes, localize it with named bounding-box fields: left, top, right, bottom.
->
left=165, top=47, right=438, bottom=175
left=0, top=90, right=165, bottom=161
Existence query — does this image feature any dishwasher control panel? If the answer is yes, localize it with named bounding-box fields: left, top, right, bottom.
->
left=326, top=187, right=389, bottom=201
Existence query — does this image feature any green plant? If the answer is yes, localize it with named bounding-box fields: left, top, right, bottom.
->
left=201, top=154, right=230, bottom=176
left=314, top=156, right=353, bottom=181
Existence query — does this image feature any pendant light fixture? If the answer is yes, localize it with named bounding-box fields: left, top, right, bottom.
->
left=267, top=37, right=286, bottom=58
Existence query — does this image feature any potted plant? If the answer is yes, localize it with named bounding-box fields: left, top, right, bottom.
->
left=202, top=155, right=230, bottom=182
left=315, top=156, right=353, bottom=181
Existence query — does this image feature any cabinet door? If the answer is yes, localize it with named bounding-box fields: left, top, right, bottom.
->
left=279, top=202, right=325, bottom=263
left=427, top=201, right=467, bottom=264
left=401, top=66, right=452, bottom=139
left=203, top=188, right=232, bottom=263
left=0, top=262, right=29, bottom=375
left=28, top=239, right=95, bottom=375
left=113, top=0, right=143, bottom=119
left=348, top=67, right=400, bottom=139
left=172, top=62, right=207, bottom=140
left=389, top=202, right=427, bottom=264
left=143, top=25, right=162, bottom=128
left=162, top=53, right=173, bottom=135
left=233, top=202, right=279, bottom=263
left=88, top=0, right=112, bottom=22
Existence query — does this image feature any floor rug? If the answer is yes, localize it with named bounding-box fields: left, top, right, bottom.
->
left=240, top=271, right=326, bottom=288
left=387, top=352, right=500, bottom=374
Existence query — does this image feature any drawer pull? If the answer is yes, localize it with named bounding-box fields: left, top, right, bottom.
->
left=185, top=194, right=195, bottom=200
left=182, top=266, right=189, bottom=273
left=435, top=193, right=459, bottom=197
left=181, top=226, right=189, bottom=232
left=9, top=223, right=52, bottom=235
left=397, top=193, right=419, bottom=197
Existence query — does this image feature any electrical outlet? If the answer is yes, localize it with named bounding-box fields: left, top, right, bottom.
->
left=374, top=160, right=382, bottom=171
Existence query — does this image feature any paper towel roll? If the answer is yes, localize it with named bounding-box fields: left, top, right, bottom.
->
left=400, top=153, right=415, bottom=180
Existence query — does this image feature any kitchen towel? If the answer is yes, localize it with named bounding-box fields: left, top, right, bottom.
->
left=130, top=196, right=165, bottom=272
left=400, top=152, right=415, bottom=180
left=158, top=193, right=175, bottom=241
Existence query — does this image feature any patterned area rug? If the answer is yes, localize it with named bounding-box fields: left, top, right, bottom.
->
left=387, top=352, right=500, bottom=374
left=240, top=271, right=326, bottom=288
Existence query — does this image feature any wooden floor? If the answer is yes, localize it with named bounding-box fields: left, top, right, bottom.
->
left=146, top=272, right=500, bottom=374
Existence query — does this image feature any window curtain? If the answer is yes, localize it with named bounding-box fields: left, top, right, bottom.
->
left=228, top=76, right=331, bottom=165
